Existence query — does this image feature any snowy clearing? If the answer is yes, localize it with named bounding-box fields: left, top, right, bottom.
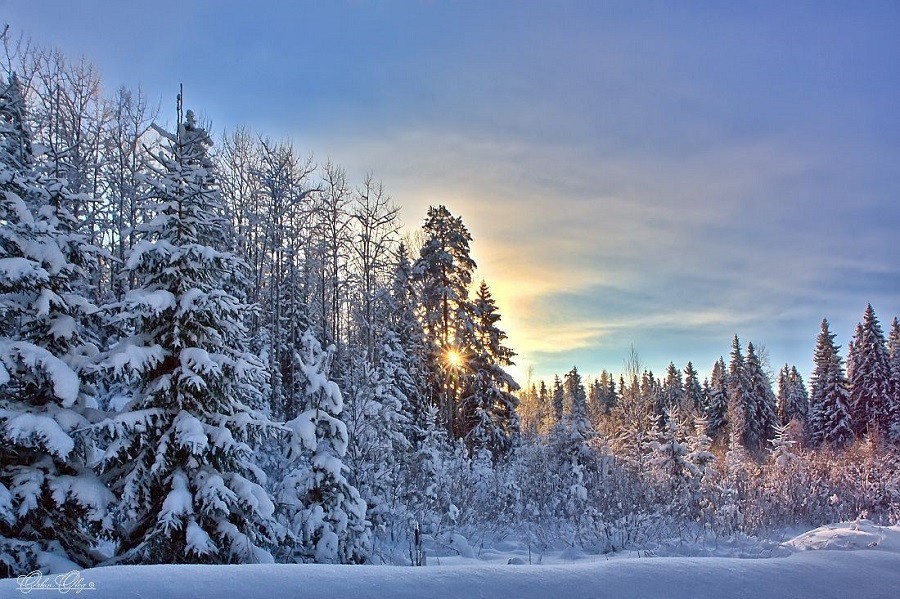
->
left=4, top=521, right=899, bottom=599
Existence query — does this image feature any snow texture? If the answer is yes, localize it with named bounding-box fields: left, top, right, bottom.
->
left=2, top=521, right=898, bottom=599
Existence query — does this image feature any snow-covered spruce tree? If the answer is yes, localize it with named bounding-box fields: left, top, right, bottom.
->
left=384, top=242, right=427, bottom=439
left=776, top=365, right=809, bottom=427
left=889, top=317, right=900, bottom=440
left=662, top=362, right=684, bottom=412
left=744, top=342, right=778, bottom=452
left=848, top=304, right=893, bottom=439
left=705, top=357, right=729, bottom=445
left=460, top=281, right=520, bottom=458
left=726, top=336, right=753, bottom=450
left=0, top=73, right=112, bottom=576
left=550, top=367, right=595, bottom=532
left=682, top=361, right=703, bottom=416
left=100, top=105, right=278, bottom=564
left=808, top=319, right=854, bottom=448
left=280, top=331, right=370, bottom=564
left=551, top=375, right=564, bottom=425
left=647, top=407, right=692, bottom=493
left=341, top=342, right=409, bottom=540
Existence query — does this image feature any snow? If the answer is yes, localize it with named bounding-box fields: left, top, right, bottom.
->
left=124, top=288, right=177, bottom=314
left=49, top=474, right=114, bottom=521
left=0, top=256, right=47, bottom=285
left=1, top=340, right=80, bottom=406
left=105, top=337, right=166, bottom=374
left=175, top=410, right=209, bottom=454
left=186, top=518, right=216, bottom=557
left=160, top=470, right=194, bottom=530
left=1, top=410, right=75, bottom=458
left=285, top=412, right=318, bottom=453
left=3, top=522, right=899, bottom=598
left=785, top=519, right=897, bottom=552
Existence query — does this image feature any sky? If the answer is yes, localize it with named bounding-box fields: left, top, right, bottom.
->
left=5, top=1, right=900, bottom=383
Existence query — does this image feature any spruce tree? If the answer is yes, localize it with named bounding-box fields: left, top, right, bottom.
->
left=551, top=375, right=564, bottom=424
left=726, top=336, right=752, bottom=449
left=0, top=74, right=111, bottom=576
left=777, top=365, right=809, bottom=426
left=705, top=357, right=729, bottom=444
left=848, top=304, right=893, bottom=438
left=889, top=317, right=900, bottom=440
left=100, top=104, right=277, bottom=564
left=662, top=362, right=684, bottom=411
left=682, top=362, right=703, bottom=415
left=808, top=319, right=854, bottom=448
left=745, top=342, right=778, bottom=451
left=460, top=281, right=520, bottom=457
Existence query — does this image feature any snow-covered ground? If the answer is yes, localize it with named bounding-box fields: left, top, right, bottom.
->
left=4, top=521, right=899, bottom=598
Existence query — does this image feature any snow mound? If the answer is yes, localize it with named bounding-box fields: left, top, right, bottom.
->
left=784, top=520, right=900, bottom=552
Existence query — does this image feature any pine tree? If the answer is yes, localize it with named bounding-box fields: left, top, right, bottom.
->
left=550, top=367, right=594, bottom=526
left=848, top=304, right=893, bottom=438
left=412, top=205, right=476, bottom=438
left=808, top=319, right=854, bottom=448
left=0, top=73, right=112, bottom=576
left=599, top=369, right=617, bottom=415
left=100, top=104, right=278, bottom=564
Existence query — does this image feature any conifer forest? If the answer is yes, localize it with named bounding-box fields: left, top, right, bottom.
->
left=1, top=22, right=899, bottom=585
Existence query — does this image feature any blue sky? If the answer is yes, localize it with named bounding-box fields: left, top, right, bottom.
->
left=6, top=1, right=900, bottom=383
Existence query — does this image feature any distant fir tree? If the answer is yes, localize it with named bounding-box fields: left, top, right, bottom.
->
left=705, top=357, right=729, bottom=445
left=848, top=304, right=893, bottom=439
left=744, top=342, right=778, bottom=452
left=587, top=378, right=604, bottom=424
left=776, top=365, right=809, bottom=426
left=537, top=380, right=551, bottom=434
left=641, top=369, right=663, bottom=421
left=726, top=336, right=752, bottom=449
left=682, top=361, right=703, bottom=415
left=0, top=73, right=111, bottom=576
left=551, top=375, right=564, bottom=424
left=100, top=105, right=278, bottom=564
left=460, top=281, right=520, bottom=457
left=599, top=369, right=617, bottom=415
left=808, top=319, right=854, bottom=448
left=551, top=367, right=594, bottom=522
left=662, top=362, right=684, bottom=412
left=889, top=317, right=900, bottom=440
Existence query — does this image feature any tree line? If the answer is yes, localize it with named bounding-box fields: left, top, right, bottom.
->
left=520, top=306, right=900, bottom=456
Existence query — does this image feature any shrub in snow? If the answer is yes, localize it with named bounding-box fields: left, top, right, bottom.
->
left=278, top=331, right=371, bottom=564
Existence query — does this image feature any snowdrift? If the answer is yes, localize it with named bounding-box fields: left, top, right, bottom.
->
left=3, top=521, right=899, bottom=599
